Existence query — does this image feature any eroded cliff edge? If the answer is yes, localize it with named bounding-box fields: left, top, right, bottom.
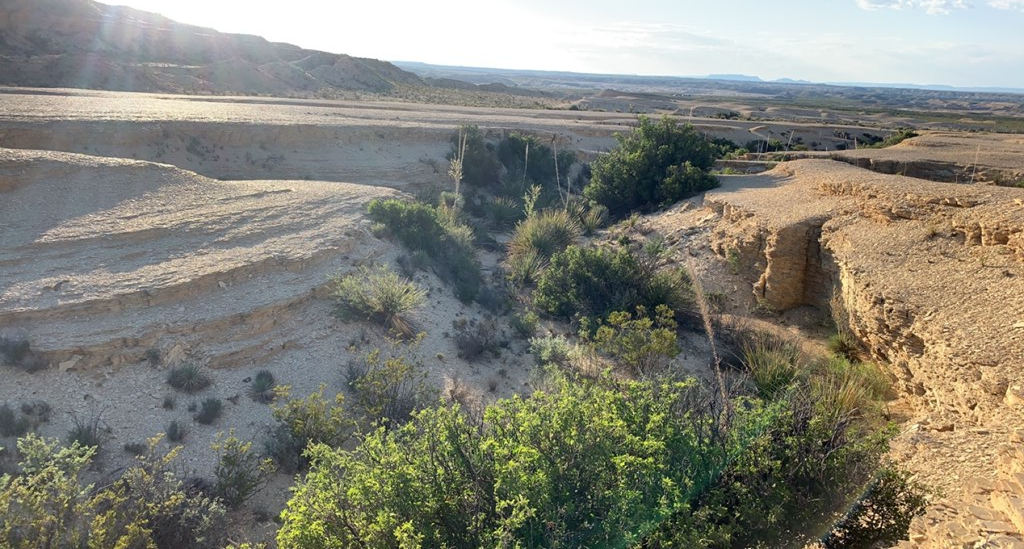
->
left=706, top=159, right=1024, bottom=546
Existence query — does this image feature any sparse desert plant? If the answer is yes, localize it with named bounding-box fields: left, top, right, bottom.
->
left=529, top=334, right=573, bottom=366
left=266, top=385, right=353, bottom=473
left=454, top=317, right=506, bottom=361
left=145, top=347, right=162, bottom=367
left=505, top=248, right=548, bottom=286
left=511, top=309, right=540, bottom=338
left=163, top=394, right=176, bottom=410
left=0, top=331, right=31, bottom=366
left=331, top=264, right=427, bottom=338
left=740, top=331, right=802, bottom=399
left=0, top=404, right=30, bottom=438
left=580, top=205, right=608, bottom=235
left=248, top=370, right=277, bottom=404
left=167, top=419, right=188, bottom=442
left=167, top=363, right=213, bottom=393
left=19, top=400, right=51, bottom=426
left=211, top=431, right=275, bottom=508
left=486, top=196, right=523, bottom=230
left=509, top=209, right=580, bottom=259
left=194, top=398, right=223, bottom=425
left=348, top=341, right=434, bottom=425
left=123, top=442, right=147, bottom=456
left=828, top=332, right=862, bottom=363
left=67, top=414, right=105, bottom=450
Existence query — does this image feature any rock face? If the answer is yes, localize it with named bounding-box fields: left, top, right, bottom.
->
left=707, top=159, right=1024, bottom=546
left=0, top=147, right=398, bottom=370
left=0, top=0, right=424, bottom=94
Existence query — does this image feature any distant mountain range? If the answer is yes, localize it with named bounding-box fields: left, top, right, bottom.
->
left=0, top=0, right=425, bottom=95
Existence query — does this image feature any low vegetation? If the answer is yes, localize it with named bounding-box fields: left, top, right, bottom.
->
left=368, top=199, right=482, bottom=302
left=0, top=435, right=226, bottom=548
left=331, top=264, right=427, bottom=337
left=166, top=363, right=213, bottom=393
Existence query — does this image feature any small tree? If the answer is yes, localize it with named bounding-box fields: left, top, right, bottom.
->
left=585, top=115, right=718, bottom=216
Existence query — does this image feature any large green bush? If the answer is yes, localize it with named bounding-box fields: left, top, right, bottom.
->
left=534, top=244, right=692, bottom=324
left=585, top=115, right=719, bottom=216
left=449, top=125, right=499, bottom=187
left=278, top=357, right=901, bottom=548
left=367, top=198, right=481, bottom=302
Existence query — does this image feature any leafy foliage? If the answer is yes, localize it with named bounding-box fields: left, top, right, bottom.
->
left=211, top=432, right=275, bottom=508
left=585, top=115, right=719, bottom=216
left=586, top=305, right=680, bottom=377
left=332, top=264, right=427, bottom=338
left=368, top=198, right=482, bottom=302
left=265, top=384, right=353, bottom=473
left=347, top=339, right=435, bottom=425
left=0, top=435, right=225, bottom=548
left=534, top=244, right=692, bottom=325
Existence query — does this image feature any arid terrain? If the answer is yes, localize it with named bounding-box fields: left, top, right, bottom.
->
left=1, top=85, right=1024, bottom=546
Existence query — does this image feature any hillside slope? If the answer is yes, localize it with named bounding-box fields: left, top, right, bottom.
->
left=0, top=0, right=424, bottom=95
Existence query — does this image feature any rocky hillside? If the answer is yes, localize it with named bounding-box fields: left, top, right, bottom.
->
left=0, top=0, right=425, bottom=95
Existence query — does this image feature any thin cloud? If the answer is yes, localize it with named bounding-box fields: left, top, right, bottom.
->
left=989, top=0, right=1024, bottom=9
left=855, top=0, right=971, bottom=14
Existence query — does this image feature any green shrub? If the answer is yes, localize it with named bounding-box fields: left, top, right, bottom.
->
left=449, top=125, right=499, bottom=187
left=828, top=332, right=862, bottom=363
left=508, top=209, right=580, bottom=259
left=585, top=115, right=718, bottom=216
left=368, top=199, right=482, bottom=302
left=534, top=244, right=692, bottom=325
left=528, top=334, right=573, bottom=366
left=266, top=385, right=352, bottom=473
left=248, top=370, right=277, bottom=404
left=587, top=305, right=680, bottom=377
left=496, top=132, right=575, bottom=188
left=510, top=309, right=539, bottom=338
left=485, top=196, right=523, bottom=230
left=167, top=363, right=213, bottom=393
left=0, top=434, right=226, bottom=548
left=194, top=398, right=223, bottom=425
left=822, top=466, right=927, bottom=548
left=211, top=431, right=275, bottom=508
left=740, top=331, right=803, bottom=400
left=332, top=265, right=427, bottom=338
left=347, top=341, right=434, bottom=424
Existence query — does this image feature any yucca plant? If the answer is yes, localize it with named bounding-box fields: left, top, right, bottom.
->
left=248, top=370, right=277, bottom=404
left=331, top=264, right=427, bottom=338
left=509, top=209, right=580, bottom=259
left=167, top=363, right=213, bottom=393
left=486, top=196, right=523, bottom=230
left=506, top=248, right=549, bottom=287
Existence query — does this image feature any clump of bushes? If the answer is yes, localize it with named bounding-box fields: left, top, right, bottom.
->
left=331, top=264, right=426, bottom=338
left=0, top=331, right=46, bottom=373
left=534, top=244, right=693, bottom=326
left=584, top=115, right=719, bottom=217
left=211, top=432, right=274, bottom=509
left=0, top=434, right=226, bottom=548
left=585, top=305, right=680, bottom=377
left=345, top=339, right=434, bottom=425
left=167, top=363, right=213, bottom=393
left=278, top=353, right=907, bottom=549
left=0, top=404, right=30, bottom=438
left=367, top=198, right=482, bottom=302
left=265, top=385, right=352, bottom=473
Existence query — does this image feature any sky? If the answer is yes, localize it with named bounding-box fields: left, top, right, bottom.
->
left=109, top=0, right=1024, bottom=88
